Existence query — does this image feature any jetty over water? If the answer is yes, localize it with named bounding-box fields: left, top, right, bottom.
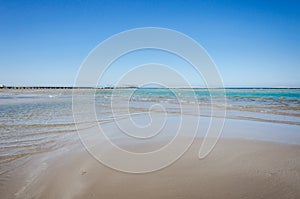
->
left=0, top=86, right=95, bottom=90
left=0, top=86, right=138, bottom=90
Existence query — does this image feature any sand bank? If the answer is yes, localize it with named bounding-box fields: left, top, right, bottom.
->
left=1, top=138, right=299, bottom=199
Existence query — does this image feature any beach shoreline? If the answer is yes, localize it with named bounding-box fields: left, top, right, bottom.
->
left=1, top=89, right=300, bottom=198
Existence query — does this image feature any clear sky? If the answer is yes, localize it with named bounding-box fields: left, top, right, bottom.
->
left=0, top=0, right=299, bottom=87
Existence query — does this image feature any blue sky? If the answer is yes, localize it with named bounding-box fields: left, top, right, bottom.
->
left=0, top=0, right=299, bottom=87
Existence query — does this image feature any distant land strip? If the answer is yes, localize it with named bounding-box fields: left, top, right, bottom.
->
left=0, top=86, right=299, bottom=90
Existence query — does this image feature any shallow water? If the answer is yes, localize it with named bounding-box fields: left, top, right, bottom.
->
left=0, top=88, right=300, bottom=175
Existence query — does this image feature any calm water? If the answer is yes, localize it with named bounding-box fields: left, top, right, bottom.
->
left=0, top=88, right=300, bottom=174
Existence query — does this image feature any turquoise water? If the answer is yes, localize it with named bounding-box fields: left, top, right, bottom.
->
left=95, top=88, right=300, bottom=118
left=0, top=88, right=300, bottom=174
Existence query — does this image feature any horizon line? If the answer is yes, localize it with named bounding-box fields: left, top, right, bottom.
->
left=1, top=85, right=299, bottom=89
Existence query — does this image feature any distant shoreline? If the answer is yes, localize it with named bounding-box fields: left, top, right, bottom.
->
left=0, top=86, right=299, bottom=90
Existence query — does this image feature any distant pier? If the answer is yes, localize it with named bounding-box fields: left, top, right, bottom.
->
left=0, top=86, right=94, bottom=90
left=0, top=86, right=139, bottom=90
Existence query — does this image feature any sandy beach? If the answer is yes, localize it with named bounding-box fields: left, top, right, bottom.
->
left=1, top=89, right=300, bottom=199
left=0, top=137, right=298, bottom=199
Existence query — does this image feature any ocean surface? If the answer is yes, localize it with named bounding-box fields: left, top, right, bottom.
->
left=0, top=88, right=300, bottom=175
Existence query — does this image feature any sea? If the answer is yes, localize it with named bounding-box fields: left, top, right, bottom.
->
left=0, top=88, right=300, bottom=175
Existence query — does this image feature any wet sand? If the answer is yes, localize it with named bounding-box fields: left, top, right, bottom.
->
left=2, top=138, right=300, bottom=199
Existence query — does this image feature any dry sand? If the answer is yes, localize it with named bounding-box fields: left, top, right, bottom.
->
left=2, top=138, right=300, bottom=199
